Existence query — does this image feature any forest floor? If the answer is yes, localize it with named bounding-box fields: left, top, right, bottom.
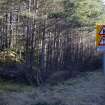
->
left=0, top=70, right=105, bottom=105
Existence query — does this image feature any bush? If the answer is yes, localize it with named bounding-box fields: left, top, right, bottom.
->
left=0, top=49, right=23, bottom=65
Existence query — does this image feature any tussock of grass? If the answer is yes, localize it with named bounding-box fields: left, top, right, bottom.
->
left=0, top=79, right=33, bottom=92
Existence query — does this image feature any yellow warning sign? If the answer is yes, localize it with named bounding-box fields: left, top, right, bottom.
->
left=96, top=25, right=105, bottom=47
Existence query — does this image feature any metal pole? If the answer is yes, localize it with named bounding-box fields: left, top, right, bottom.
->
left=103, top=53, right=105, bottom=74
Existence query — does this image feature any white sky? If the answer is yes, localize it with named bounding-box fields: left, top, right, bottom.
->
left=102, top=0, right=105, bottom=4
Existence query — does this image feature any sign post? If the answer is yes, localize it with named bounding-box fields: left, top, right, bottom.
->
left=103, top=53, right=105, bottom=74
left=96, top=25, right=105, bottom=73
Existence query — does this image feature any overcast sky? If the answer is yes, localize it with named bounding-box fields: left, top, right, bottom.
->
left=102, top=0, right=105, bottom=4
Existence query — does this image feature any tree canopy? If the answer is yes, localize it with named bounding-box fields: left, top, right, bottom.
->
left=63, top=0, right=104, bottom=25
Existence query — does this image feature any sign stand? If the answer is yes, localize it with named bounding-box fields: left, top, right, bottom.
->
left=103, top=53, right=105, bottom=74
left=96, top=25, right=105, bottom=73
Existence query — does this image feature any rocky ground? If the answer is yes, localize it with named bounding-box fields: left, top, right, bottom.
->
left=0, top=70, right=105, bottom=105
